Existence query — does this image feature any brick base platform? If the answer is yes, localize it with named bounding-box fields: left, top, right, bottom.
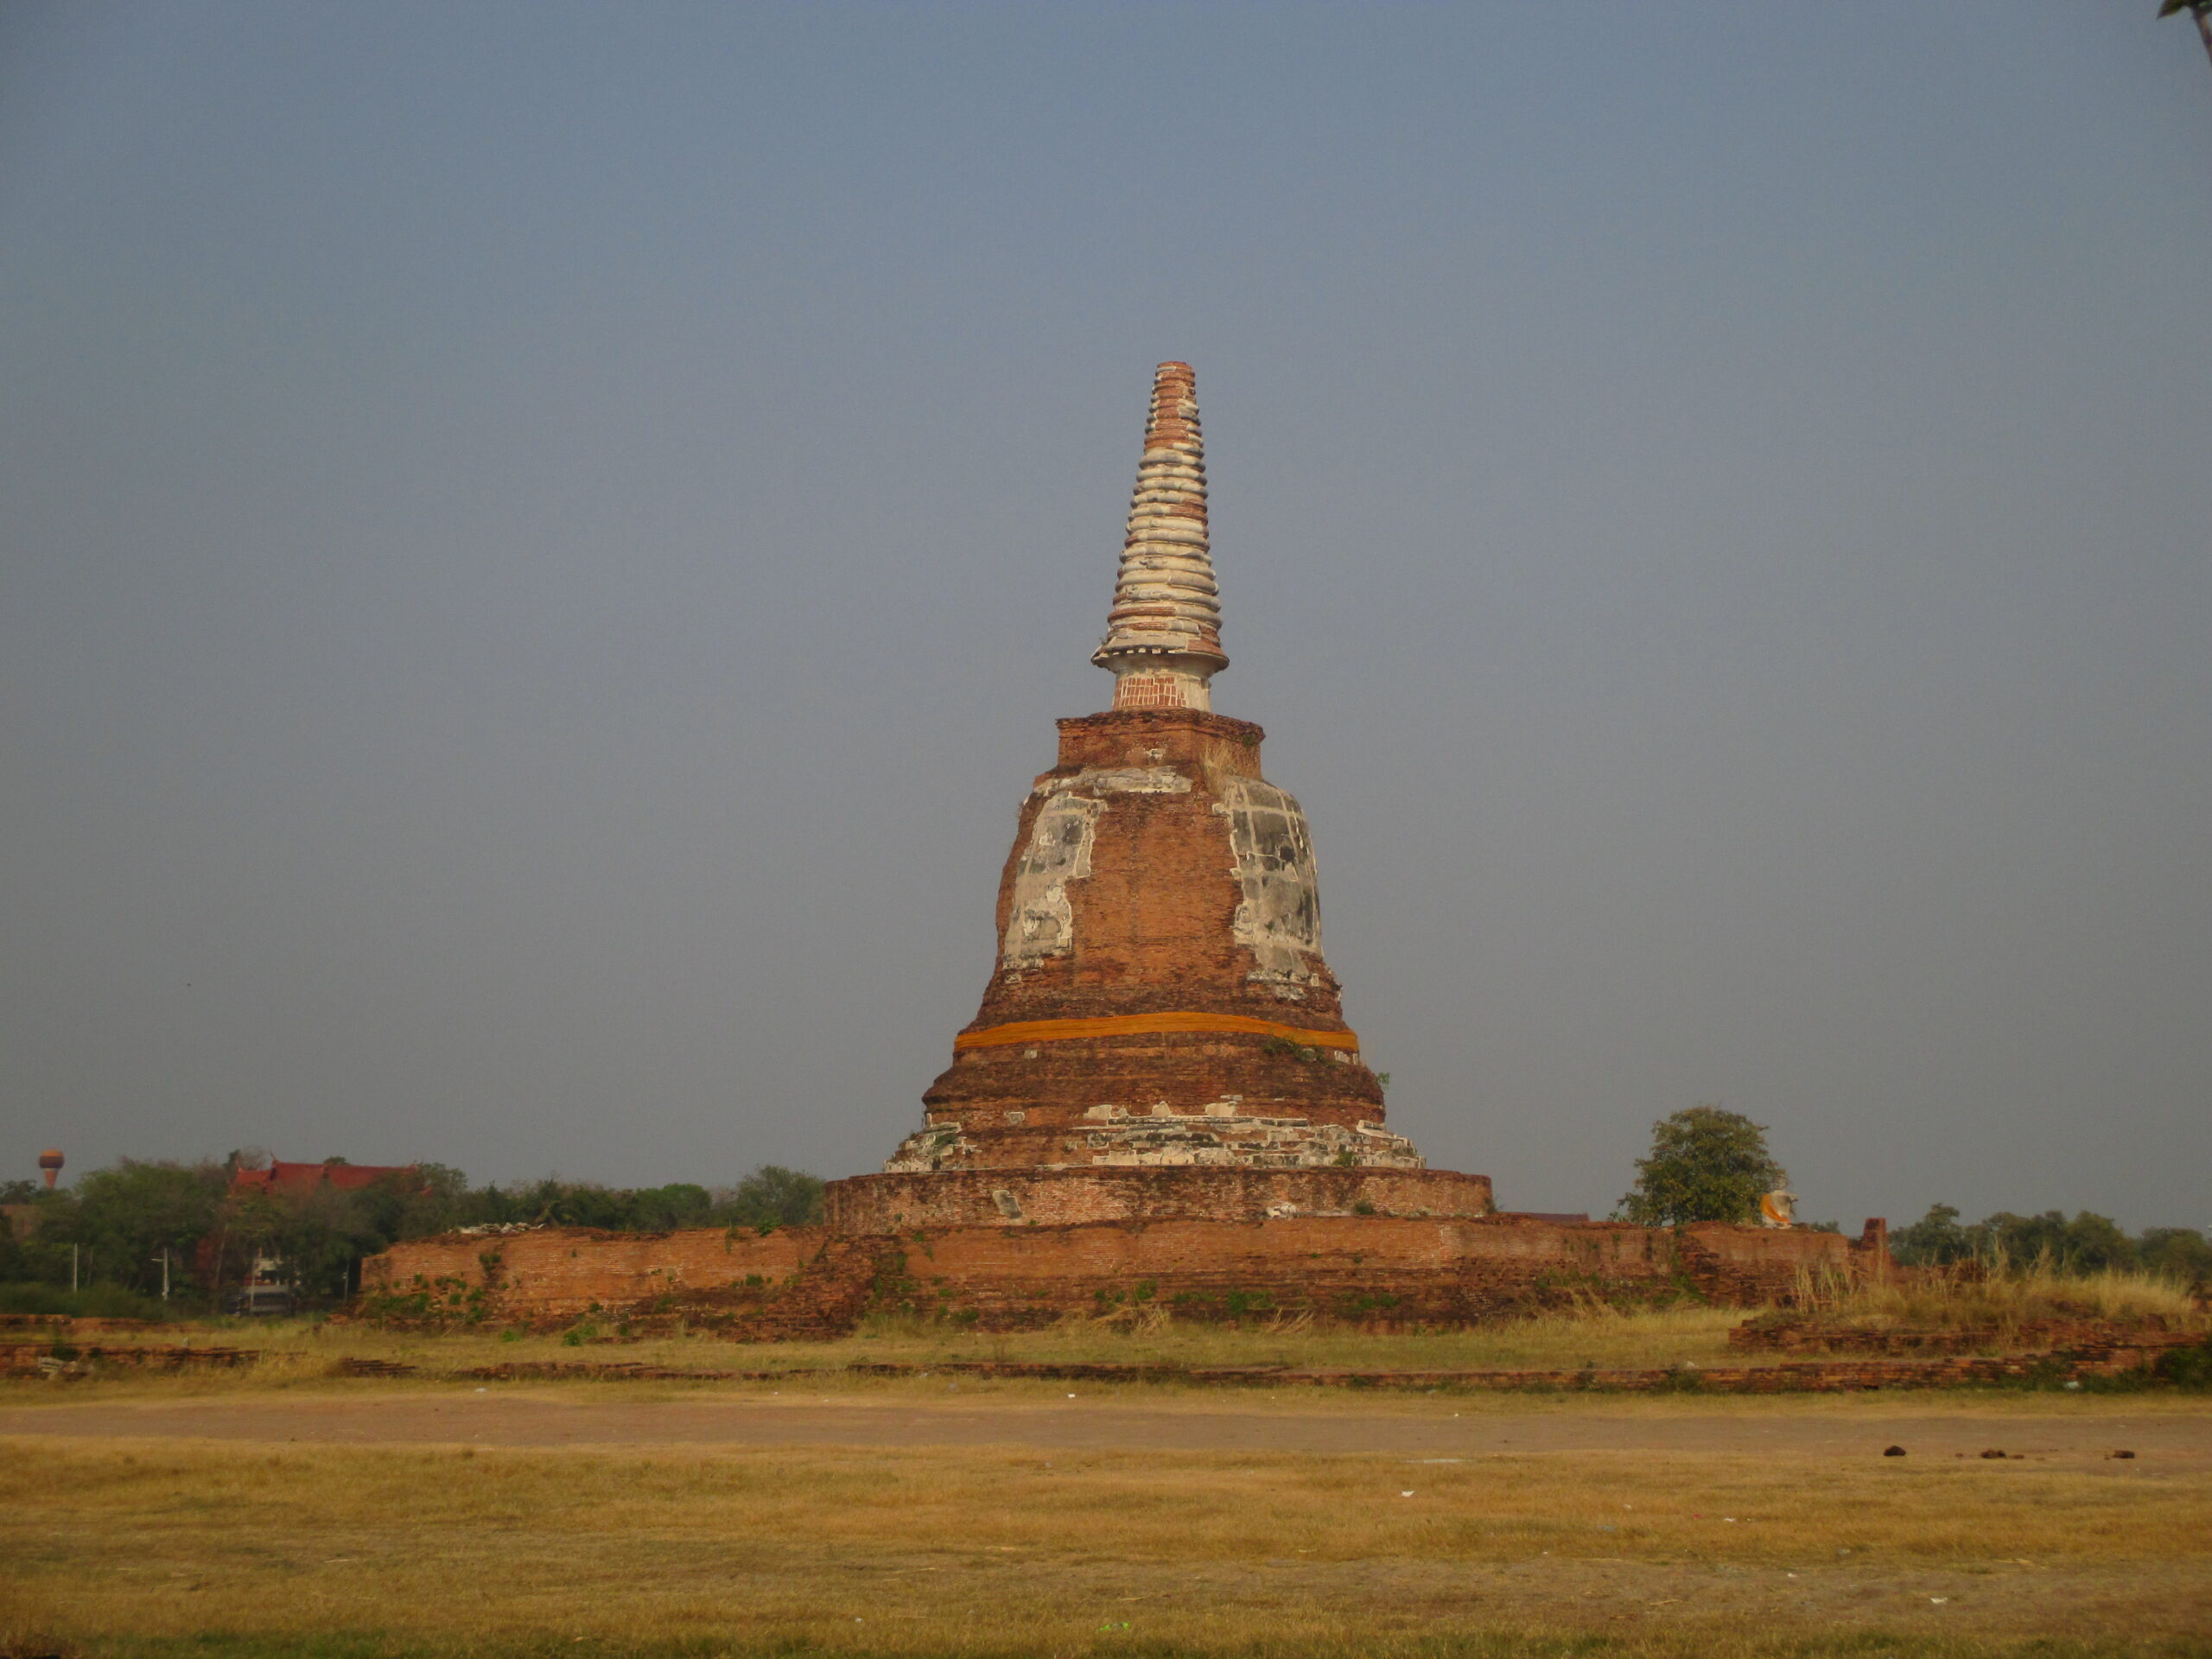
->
left=361, top=1212, right=1889, bottom=1334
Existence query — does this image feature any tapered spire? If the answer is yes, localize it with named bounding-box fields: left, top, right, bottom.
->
left=1093, top=361, right=1229, bottom=711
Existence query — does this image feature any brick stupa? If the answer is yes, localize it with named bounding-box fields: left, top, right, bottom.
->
left=367, top=367, right=1889, bottom=1322
left=828, top=364, right=1492, bottom=1230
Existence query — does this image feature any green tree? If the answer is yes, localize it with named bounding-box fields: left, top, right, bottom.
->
left=0, top=1181, right=58, bottom=1283
left=719, top=1165, right=825, bottom=1230
left=205, top=1181, right=289, bottom=1307
left=427, top=1175, right=728, bottom=1235
left=2139, top=1227, right=2212, bottom=1283
left=1975, top=1211, right=2062, bottom=1268
left=1975, top=1210, right=2139, bottom=1274
left=2057, top=1211, right=2138, bottom=1273
left=1892, top=1203, right=1978, bottom=1267
left=37, top=1160, right=226, bottom=1298
left=1617, top=1105, right=1786, bottom=1227
left=626, top=1183, right=715, bottom=1231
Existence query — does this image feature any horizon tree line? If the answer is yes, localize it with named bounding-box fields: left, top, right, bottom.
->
left=0, top=1154, right=825, bottom=1317
left=7, top=1116, right=2207, bottom=1319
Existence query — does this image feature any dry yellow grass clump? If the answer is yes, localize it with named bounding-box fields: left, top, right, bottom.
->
left=1799, top=1263, right=2209, bottom=1338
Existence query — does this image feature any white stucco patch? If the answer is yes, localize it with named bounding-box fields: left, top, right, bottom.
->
left=1033, top=766, right=1192, bottom=797
left=1082, top=1110, right=1425, bottom=1169
left=882, top=1122, right=972, bottom=1173
left=1001, top=791, right=1103, bottom=969
left=1217, top=777, right=1327, bottom=998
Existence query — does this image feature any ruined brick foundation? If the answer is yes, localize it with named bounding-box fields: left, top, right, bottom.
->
left=362, top=1214, right=1891, bottom=1335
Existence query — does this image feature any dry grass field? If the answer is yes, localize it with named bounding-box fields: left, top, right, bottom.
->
left=2, top=1374, right=2207, bottom=1659
left=6, top=1294, right=2208, bottom=1658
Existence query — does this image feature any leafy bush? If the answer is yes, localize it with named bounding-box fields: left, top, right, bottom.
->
left=2141, top=1227, right=2212, bottom=1283
left=13, top=1160, right=227, bottom=1301
left=2156, top=1342, right=2212, bottom=1389
left=0, top=1281, right=175, bottom=1320
left=1618, top=1106, right=1785, bottom=1227
left=416, top=1165, right=821, bottom=1235
left=718, top=1166, right=825, bottom=1230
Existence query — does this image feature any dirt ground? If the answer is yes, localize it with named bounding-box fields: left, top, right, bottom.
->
left=6, top=1386, right=2208, bottom=1656
left=3, top=1384, right=2209, bottom=1462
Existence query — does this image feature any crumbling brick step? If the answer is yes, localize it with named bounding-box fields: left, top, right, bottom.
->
left=1729, top=1318, right=2206, bottom=1357
left=11, top=1342, right=2197, bottom=1391
left=867, top=1346, right=2197, bottom=1391
left=0, top=1343, right=256, bottom=1376
left=455, top=1361, right=800, bottom=1382
left=448, top=1347, right=2180, bottom=1390
left=329, top=1359, right=795, bottom=1381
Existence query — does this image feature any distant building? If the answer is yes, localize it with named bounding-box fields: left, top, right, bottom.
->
left=217, top=1159, right=423, bottom=1313
left=228, top=1160, right=420, bottom=1198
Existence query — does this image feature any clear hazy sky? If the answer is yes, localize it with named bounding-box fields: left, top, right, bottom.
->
left=3, top=3, right=2206, bottom=1229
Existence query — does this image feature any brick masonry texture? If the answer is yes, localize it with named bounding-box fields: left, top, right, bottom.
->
left=362, top=1226, right=819, bottom=1326
left=903, top=709, right=1404, bottom=1178
left=826, top=1167, right=1493, bottom=1230
left=362, top=1214, right=1889, bottom=1333
left=1, top=1341, right=256, bottom=1376
left=1727, top=1315, right=2204, bottom=1356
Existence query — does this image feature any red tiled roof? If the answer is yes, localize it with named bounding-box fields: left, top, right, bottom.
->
left=230, top=1160, right=420, bottom=1196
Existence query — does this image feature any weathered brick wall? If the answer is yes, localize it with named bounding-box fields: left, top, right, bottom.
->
left=361, top=1213, right=1871, bottom=1333
left=880, top=1216, right=1857, bottom=1327
left=827, top=1167, right=1493, bottom=1230
left=363, top=1227, right=822, bottom=1320
left=912, top=1035, right=1390, bottom=1168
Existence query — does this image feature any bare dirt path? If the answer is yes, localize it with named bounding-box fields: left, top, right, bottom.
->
left=3, top=1388, right=2204, bottom=1462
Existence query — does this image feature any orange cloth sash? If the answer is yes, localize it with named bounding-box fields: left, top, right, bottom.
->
left=954, top=1011, right=1359, bottom=1052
